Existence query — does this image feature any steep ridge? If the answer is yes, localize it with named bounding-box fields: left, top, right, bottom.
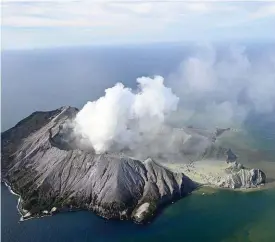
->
left=1, top=107, right=196, bottom=223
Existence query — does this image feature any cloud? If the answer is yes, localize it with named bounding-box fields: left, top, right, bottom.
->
left=167, top=43, right=275, bottom=128
left=250, top=2, right=275, bottom=20
left=2, top=0, right=275, bottom=49
left=2, top=1, right=211, bottom=28
left=216, top=2, right=275, bottom=28
left=2, top=0, right=274, bottom=28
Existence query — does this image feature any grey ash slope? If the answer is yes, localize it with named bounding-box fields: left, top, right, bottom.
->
left=1, top=107, right=196, bottom=223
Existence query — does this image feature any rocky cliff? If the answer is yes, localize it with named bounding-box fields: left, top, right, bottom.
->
left=1, top=106, right=196, bottom=223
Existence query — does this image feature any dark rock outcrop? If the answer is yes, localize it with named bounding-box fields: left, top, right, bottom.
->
left=226, top=148, right=237, bottom=163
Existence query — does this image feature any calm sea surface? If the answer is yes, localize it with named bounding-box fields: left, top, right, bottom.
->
left=2, top=183, right=275, bottom=242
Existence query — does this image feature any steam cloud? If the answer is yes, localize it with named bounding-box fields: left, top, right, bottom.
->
left=72, top=43, right=275, bottom=155
left=168, top=44, right=275, bottom=128
left=73, top=76, right=179, bottom=154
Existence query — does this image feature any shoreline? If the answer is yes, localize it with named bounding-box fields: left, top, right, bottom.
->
left=2, top=166, right=267, bottom=225
left=3, top=181, right=26, bottom=221
left=2, top=181, right=53, bottom=222
left=2, top=181, right=133, bottom=223
left=2, top=153, right=269, bottom=223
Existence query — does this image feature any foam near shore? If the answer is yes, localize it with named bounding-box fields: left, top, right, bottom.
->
left=3, top=181, right=27, bottom=221
left=3, top=181, right=52, bottom=222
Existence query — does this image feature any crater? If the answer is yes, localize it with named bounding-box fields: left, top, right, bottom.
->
left=49, top=123, right=95, bottom=153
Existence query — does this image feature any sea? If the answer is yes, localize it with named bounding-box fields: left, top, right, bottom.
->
left=1, top=42, right=275, bottom=242
left=1, top=183, right=275, bottom=242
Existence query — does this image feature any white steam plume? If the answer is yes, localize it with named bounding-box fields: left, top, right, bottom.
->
left=73, top=76, right=179, bottom=154
left=168, top=44, right=275, bottom=129
left=72, top=43, right=274, bottom=156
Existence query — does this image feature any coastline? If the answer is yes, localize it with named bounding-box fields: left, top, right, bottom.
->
left=3, top=181, right=26, bottom=221
left=2, top=181, right=53, bottom=222
left=2, top=180, right=143, bottom=223
left=2, top=160, right=266, bottom=225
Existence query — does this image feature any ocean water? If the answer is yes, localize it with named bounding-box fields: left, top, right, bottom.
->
left=2, top=184, right=275, bottom=242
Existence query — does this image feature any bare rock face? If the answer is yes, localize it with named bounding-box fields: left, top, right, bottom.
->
left=1, top=107, right=196, bottom=223
left=222, top=167, right=266, bottom=189
left=216, top=161, right=266, bottom=189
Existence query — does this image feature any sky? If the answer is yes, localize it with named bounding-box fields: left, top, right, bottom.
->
left=1, top=0, right=275, bottom=49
